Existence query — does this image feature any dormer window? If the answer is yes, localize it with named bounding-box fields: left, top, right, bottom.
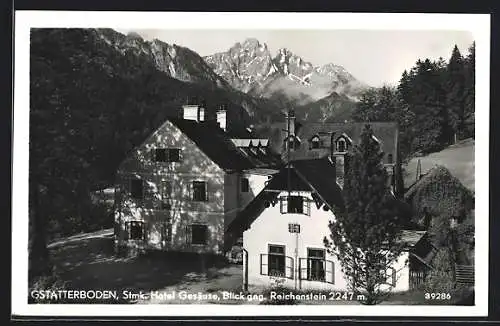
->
left=284, top=135, right=300, bottom=151
left=387, top=154, right=393, bottom=164
left=337, top=139, right=346, bottom=152
left=310, top=135, right=321, bottom=149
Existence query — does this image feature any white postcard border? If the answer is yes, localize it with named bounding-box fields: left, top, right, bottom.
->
left=12, top=11, right=490, bottom=317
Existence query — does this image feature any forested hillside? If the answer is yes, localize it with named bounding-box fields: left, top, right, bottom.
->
left=351, top=44, right=475, bottom=161
left=29, top=28, right=264, bottom=251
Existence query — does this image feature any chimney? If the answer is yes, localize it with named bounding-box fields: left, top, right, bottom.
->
left=182, top=101, right=205, bottom=122
left=286, top=109, right=295, bottom=137
left=217, top=107, right=227, bottom=132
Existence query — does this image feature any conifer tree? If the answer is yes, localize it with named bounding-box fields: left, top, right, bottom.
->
left=463, top=42, right=475, bottom=138
left=324, top=124, right=408, bottom=305
left=445, top=45, right=466, bottom=142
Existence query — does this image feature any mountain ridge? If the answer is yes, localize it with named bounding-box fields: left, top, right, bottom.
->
left=204, top=37, right=368, bottom=105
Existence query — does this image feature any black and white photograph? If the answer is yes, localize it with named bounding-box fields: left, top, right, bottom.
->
left=12, top=11, right=490, bottom=317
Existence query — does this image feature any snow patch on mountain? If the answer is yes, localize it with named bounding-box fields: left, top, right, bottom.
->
left=204, top=39, right=368, bottom=105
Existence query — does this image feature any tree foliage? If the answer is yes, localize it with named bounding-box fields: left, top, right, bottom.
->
left=324, top=125, right=408, bottom=304
left=28, top=28, right=256, bottom=280
left=352, top=42, right=475, bottom=159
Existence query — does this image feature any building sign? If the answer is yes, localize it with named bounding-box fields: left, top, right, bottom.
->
left=288, top=223, right=300, bottom=233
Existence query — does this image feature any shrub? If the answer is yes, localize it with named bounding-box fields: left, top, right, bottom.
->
left=260, top=277, right=297, bottom=305
left=424, top=248, right=456, bottom=292
left=28, top=268, right=68, bottom=304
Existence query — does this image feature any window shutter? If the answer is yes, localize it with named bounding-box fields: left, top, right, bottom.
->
left=391, top=268, right=396, bottom=286
left=150, top=149, right=156, bottom=162
left=286, top=256, right=294, bottom=280
left=143, top=222, right=147, bottom=241
left=280, top=197, right=288, bottom=214
left=260, top=254, right=268, bottom=276
left=204, top=182, right=208, bottom=202
left=304, top=199, right=310, bottom=216
left=186, top=225, right=192, bottom=244
left=189, top=182, right=194, bottom=201
left=326, top=260, right=335, bottom=284
left=204, top=225, right=210, bottom=244
left=124, top=222, right=129, bottom=240
left=299, top=258, right=307, bottom=280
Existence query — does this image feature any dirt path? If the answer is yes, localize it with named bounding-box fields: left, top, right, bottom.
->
left=49, top=230, right=244, bottom=304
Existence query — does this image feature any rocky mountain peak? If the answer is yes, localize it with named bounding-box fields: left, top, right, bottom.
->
left=204, top=38, right=367, bottom=104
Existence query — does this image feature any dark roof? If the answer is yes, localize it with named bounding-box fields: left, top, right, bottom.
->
left=226, top=158, right=344, bottom=243
left=290, top=158, right=345, bottom=211
left=404, top=165, right=474, bottom=221
left=168, top=118, right=281, bottom=171
left=258, top=121, right=398, bottom=162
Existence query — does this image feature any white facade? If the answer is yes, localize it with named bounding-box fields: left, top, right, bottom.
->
left=243, top=190, right=411, bottom=292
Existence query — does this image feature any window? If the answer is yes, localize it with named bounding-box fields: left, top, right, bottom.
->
left=127, top=221, right=145, bottom=240
left=192, top=181, right=208, bottom=201
left=268, top=245, right=286, bottom=277
left=190, top=224, right=208, bottom=245
left=160, top=180, right=172, bottom=209
left=162, top=222, right=172, bottom=243
left=280, top=196, right=310, bottom=215
left=155, top=149, right=167, bottom=162
left=387, top=154, right=394, bottom=164
left=130, top=179, right=143, bottom=199
left=337, top=139, right=346, bottom=152
left=310, top=136, right=320, bottom=149
left=154, top=148, right=181, bottom=162
left=285, top=136, right=299, bottom=151
left=241, top=177, right=249, bottom=193
left=307, top=248, right=326, bottom=281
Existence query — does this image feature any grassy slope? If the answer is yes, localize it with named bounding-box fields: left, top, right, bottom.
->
left=404, top=138, right=475, bottom=191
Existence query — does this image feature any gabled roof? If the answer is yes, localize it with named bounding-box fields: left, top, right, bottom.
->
left=226, top=158, right=344, bottom=240
left=259, top=121, right=398, bottom=160
left=128, top=117, right=280, bottom=172
left=290, top=158, right=345, bottom=211
left=404, top=165, right=474, bottom=220
left=168, top=118, right=256, bottom=171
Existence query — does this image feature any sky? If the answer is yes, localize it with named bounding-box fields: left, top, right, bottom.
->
left=116, top=29, right=474, bottom=87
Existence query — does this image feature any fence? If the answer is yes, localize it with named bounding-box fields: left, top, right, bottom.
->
left=409, top=270, right=426, bottom=290
left=455, top=264, right=474, bottom=285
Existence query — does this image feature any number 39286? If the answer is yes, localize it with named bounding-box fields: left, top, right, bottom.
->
left=425, top=292, right=452, bottom=300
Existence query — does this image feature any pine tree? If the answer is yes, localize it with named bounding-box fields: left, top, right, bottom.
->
left=445, top=45, right=467, bottom=142
left=324, top=124, right=408, bottom=305
left=463, top=42, right=475, bottom=138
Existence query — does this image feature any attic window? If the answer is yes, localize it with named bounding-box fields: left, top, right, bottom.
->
left=280, top=196, right=311, bottom=215
left=285, top=136, right=299, bottom=151
left=155, top=148, right=181, bottom=162
left=310, top=136, right=321, bottom=149
left=337, top=139, right=346, bottom=152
